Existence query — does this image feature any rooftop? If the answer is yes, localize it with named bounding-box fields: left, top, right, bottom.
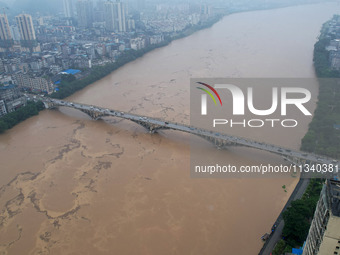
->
left=328, top=179, right=340, bottom=217
left=0, top=84, right=17, bottom=90
left=60, top=69, right=81, bottom=75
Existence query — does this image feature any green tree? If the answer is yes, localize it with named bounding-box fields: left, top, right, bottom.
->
left=0, top=101, right=45, bottom=133
left=272, top=239, right=286, bottom=255
left=282, top=179, right=323, bottom=247
left=0, top=120, right=8, bottom=133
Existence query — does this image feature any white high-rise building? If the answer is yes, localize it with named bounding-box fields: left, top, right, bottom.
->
left=0, top=13, right=13, bottom=51
left=116, top=0, right=126, bottom=32
left=63, top=0, right=74, bottom=18
left=15, top=14, right=40, bottom=52
left=16, top=14, right=36, bottom=41
left=76, top=0, right=93, bottom=28
left=104, top=0, right=126, bottom=32
left=0, top=13, right=12, bottom=41
left=10, top=26, right=21, bottom=41
left=104, top=1, right=115, bottom=31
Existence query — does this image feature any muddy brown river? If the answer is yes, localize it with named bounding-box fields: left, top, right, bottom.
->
left=0, top=3, right=339, bottom=255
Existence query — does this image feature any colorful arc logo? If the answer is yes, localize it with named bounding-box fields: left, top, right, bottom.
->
left=196, top=82, right=222, bottom=115
left=196, top=82, right=222, bottom=106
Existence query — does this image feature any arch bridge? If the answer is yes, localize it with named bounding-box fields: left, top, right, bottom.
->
left=41, top=98, right=339, bottom=170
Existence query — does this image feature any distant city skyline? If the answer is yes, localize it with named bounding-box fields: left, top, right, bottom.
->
left=0, top=0, right=334, bottom=17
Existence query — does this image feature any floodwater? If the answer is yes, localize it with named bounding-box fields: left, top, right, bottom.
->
left=0, top=3, right=339, bottom=255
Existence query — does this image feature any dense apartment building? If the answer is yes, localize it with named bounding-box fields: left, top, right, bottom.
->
left=130, top=37, right=145, bottom=50
left=12, top=73, right=53, bottom=94
left=303, top=179, right=340, bottom=255
left=0, top=99, right=6, bottom=116
left=0, top=83, right=20, bottom=101
left=0, top=84, right=26, bottom=114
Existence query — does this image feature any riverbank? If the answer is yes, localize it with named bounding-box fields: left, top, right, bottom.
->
left=301, top=15, right=340, bottom=159
left=260, top=179, right=323, bottom=255
left=0, top=101, right=44, bottom=133
left=259, top=178, right=310, bottom=255
left=263, top=15, right=340, bottom=254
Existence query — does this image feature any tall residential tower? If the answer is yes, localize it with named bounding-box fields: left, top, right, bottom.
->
left=104, top=0, right=126, bottom=32
left=0, top=13, right=13, bottom=50
left=76, top=0, right=93, bottom=28
left=16, top=14, right=36, bottom=41
left=16, top=14, right=39, bottom=52
left=63, top=0, right=74, bottom=18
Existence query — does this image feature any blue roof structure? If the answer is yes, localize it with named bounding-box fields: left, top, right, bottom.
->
left=334, top=124, right=340, bottom=130
left=0, top=84, right=16, bottom=90
left=292, top=248, right=303, bottom=255
left=61, top=69, right=81, bottom=75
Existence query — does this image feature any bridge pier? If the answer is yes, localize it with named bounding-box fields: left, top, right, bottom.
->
left=78, top=109, right=107, bottom=120
left=195, top=134, right=237, bottom=149
left=283, top=155, right=306, bottom=170
left=283, top=155, right=313, bottom=178
left=42, top=101, right=57, bottom=109
left=130, top=120, right=170, bottom=133
left=43, top=102, right=49, bottom=109
left=42, top=103, right=106, bottom=120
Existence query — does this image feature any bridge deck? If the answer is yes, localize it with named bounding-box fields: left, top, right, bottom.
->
left=39, top=97, right=339, bottom=167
